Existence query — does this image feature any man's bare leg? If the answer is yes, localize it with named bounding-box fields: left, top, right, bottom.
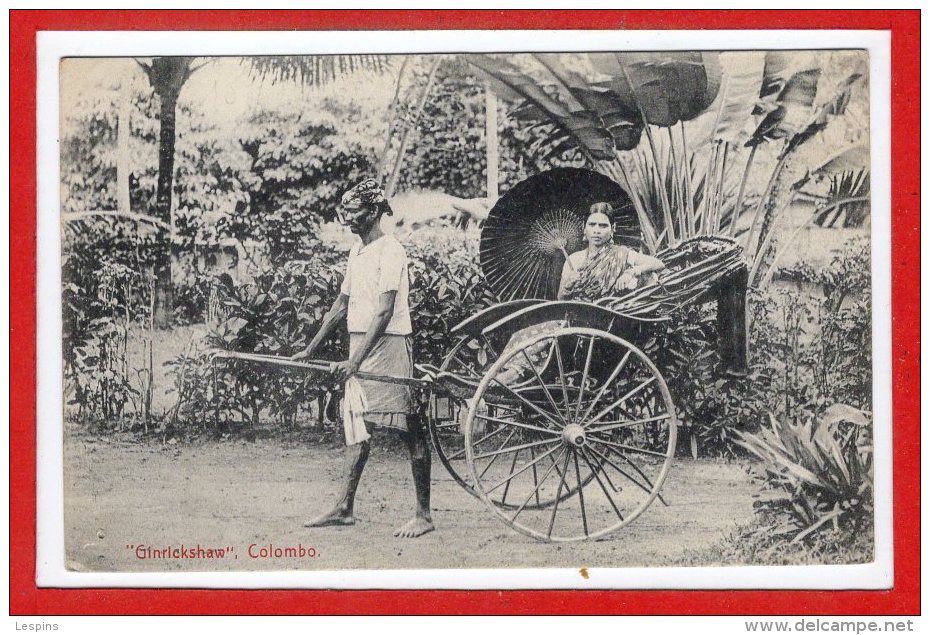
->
left=394, top=415, right=434, bottom=538
left=305, top=439, right=370, bottom=527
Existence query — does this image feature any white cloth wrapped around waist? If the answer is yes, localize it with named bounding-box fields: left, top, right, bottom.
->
left=347, top=333, right=414, bottom=432
left=341, top=377, right=370, bottom=445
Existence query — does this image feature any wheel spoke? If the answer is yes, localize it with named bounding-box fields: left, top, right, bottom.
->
left=586, top=376, right=657, bottom=427
left=572, top=449, right=589, bottom=537
left=529, top=444, right=541, bottom=506
left=474, top=436, right=560, bottom=461
left=587, top=413, right=670, bottom=434
left=586, top=440, right=662, bottom=498
left=572, top=336, right=596, bottom=423
left=576, top=350, right=631, bottom=425
left=579, top=447, right=625, bottom=522
left=500, top=448, right=521, bottom=505
left=486, top=442, right=563, bottom=494
left=478, top=429, right=518, bottom=480
left=546, top=451, right=573, bottom=539
left=589, top=437, right=669, bottom=506
left=491, top=377, right=564, bottom=429
left=592, top=449, right=621, bottom=492
left=588, top=435, right=669, bottom=459
left=448, top=423, right=508, bottom=460
left=511, top=447, right=566, bottom=522
left=520, top=347, right=566, bottom=425
left=553, top=339, right=572, bottom=415
left=476, top=413, right=560, bottom=436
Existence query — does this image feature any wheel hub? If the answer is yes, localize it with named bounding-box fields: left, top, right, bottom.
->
left=561, top=423, right=587, bottom=447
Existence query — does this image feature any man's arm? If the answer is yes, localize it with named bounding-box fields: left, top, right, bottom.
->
left=330, top=290, right=396, bottom=380
left=291, top=293, right=349, bottom=360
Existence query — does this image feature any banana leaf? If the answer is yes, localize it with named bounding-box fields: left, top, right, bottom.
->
left=746, top=67, right=821, bottom=147
left=465, top=54, right=614, bottom=160
left=466, top=54, right=617, bottom=160
left=589, top=51, right=721, bottom=127
left=706, top=52, right=766, bottom=144
left=784, top=70, right=865, bottom=155
left=533, top=54, right=645, bottom=150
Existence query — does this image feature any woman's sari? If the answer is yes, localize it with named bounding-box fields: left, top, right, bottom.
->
left=562, top=244, right=636, bottom=301
left=493, top=244, right=645, bottom=390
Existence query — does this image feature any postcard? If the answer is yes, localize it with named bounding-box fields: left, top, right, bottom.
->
left=34, top=26, right=895, bottom=592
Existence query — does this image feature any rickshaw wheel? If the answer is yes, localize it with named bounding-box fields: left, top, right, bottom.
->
left=429, top=333, right=595, bottom=510
left=464, top=327, right=677, bottom=542
left=427, top=335, right=487, bottom=495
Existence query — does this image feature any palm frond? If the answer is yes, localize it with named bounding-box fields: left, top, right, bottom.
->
left=245, top=55, right=392, bottom=87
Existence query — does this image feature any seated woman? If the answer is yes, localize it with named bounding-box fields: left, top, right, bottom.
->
left=492, top=203, right=665, bottom=389
left=558, top=202, right=665, bottom=301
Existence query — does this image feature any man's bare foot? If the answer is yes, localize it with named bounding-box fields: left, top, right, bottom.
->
left=304, top=508, right=355, bottom=528
left=393, top=516, right=434, bottom=538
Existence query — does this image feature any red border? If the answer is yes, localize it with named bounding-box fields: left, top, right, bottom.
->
left=10, top=10, right=919, bottom=615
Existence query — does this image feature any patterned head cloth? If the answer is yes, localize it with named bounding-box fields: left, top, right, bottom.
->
left=340, top=179, right=387, bottom=210
left=337, top=179, right=390, bottom=228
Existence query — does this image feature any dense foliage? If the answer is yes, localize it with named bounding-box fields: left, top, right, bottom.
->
left=162, top=231, right=493, bottom=434
left=393, top=61, right=582, bottom=199
left=648, top=238, right=871, bottom=458
left=62, top=62, right=872, bottom=455
left=737, top=405, right=872, bottom=543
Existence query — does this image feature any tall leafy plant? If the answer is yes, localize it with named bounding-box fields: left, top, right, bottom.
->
left=465, top=50, right=868, bottom=278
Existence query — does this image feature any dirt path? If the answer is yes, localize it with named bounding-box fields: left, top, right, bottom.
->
left=65, top=432, right=757, bottom=572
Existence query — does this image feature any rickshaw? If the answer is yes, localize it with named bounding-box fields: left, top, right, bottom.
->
left=215, top=167, right=749, bottom=543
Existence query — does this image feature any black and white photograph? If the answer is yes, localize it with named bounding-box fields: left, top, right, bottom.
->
left=45, top=33, right=889, bottom=586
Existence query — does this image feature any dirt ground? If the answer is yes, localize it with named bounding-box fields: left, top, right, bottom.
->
left=65, top=430, right=757, bottom=572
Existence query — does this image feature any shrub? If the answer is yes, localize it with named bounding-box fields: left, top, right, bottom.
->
left=736, top=404, right=872, bottom=543
left=647, top=302, right=774, bottom=459
left=655, top=237, right=872, bottom=458
left=776, top=238, right=872, bottom=411
left=168, top=241, right=347, bottom=432
left=406, top=230, right=495, bottom=368
left=63, top=256, right=156, bottom=429
left=167, top=229, right=496, bottom=435
left=670, top=515, right=874, bottom=566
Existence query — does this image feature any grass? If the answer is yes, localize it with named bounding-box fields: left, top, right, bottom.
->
left=667, top=514, right=874, bottom=567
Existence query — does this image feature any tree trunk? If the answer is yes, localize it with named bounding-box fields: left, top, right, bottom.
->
left=152, top=90, right=178, bottom=329
left=116, top=85, right=132, bottom=215
left=485, top=81, right=499, bottom=201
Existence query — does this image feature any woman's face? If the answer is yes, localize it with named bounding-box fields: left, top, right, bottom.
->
left=584, top=212, right=613, bottom=247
